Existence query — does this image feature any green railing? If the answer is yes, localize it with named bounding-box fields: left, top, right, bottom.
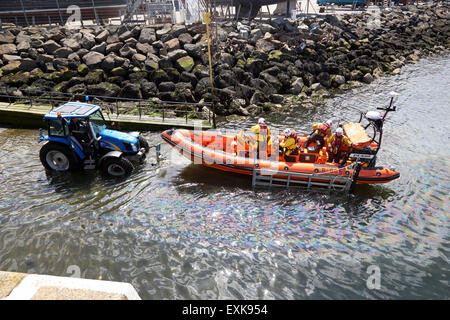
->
left=0, top=86, right=216, bottom=128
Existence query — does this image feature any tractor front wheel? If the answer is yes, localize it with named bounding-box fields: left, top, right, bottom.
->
left=102, top=157, right=134, bottom=177
left=40, top=142, right=79, bottom=172
left=138, top=135, right=150, bottom=153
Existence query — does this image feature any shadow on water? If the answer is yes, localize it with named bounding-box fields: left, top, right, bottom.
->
left=175, top=162, right=396, bottom=199
left=175, top=164, right=252, bottom=190
left=44, top=170, right=98, bottom=192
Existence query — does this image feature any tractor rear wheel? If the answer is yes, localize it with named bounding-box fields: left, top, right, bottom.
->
left=40, top=142, right=79, bottom=172
left=102, top=157, right=134, bottom=177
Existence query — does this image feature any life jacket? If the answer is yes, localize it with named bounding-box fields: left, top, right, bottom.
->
left=259, top=124, right=268, bottom=136
left=317, top=123, right=330, bottom=136
left=292, top=133, right=300, bottom=147
left=331, top=134, right=343, bottom=153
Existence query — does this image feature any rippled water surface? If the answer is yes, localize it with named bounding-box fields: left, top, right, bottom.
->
left=0, top=54, right=449, bottom=299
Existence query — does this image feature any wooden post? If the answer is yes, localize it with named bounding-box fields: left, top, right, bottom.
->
left=204, top=12, right=216, bottom=129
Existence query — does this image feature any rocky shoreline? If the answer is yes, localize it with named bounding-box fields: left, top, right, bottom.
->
left=0, top=3, right=448, bottom=118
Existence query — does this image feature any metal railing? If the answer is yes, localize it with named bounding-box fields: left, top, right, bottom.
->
left=252, top=161, right=363, bottom=192
left=0, top=86, right=216, bottom=127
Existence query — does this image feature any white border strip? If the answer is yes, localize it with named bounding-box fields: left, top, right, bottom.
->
left=5, top=274, right=141, bottom=300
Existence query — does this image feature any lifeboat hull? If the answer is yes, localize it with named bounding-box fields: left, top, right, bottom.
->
left=161, top=129, right=400, bottom=185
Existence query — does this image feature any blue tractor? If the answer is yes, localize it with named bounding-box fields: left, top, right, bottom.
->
left=39, top=102, right=151, bottom=177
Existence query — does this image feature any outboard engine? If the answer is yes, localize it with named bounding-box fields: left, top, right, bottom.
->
left=348, top=92, right=398, bottom=167
left=365, top=111, right=384, bottom=131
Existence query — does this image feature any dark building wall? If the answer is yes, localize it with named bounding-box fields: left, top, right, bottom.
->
left=0, top=0, right=127, bottom=12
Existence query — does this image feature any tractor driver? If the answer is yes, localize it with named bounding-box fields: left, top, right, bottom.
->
left=68, top=118, right=94, bottom=157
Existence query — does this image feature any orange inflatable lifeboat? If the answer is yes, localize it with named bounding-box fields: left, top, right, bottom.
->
left=161, top=98, right=400, bottom=189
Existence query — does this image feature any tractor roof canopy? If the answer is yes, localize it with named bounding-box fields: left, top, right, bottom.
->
left=44, top=102, right=101, bottom=119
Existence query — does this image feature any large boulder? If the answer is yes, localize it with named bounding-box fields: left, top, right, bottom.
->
left=95, top=30, right=110, bottom=43
left=331, top=74, right=346, bottom=87
left=110, top=67, right=127, bottom=77
left=180, top=71, right=198, bottom=87
left=151, top=69, right=170, bottom=85
left=0, top=61, right=20, bottom=75
left=183, top=44, right=202, bottom=59
left=91, top=43, right=106, bottom=54
left=139, top=28, right=156, bottom=43
left=84, top=70, right=105, bottom=85
left=250, top=90, right=268, bottom=105
left=156, top=27, right=171, bottom=41
left=0, top=31, right=15, bottom=44
left=178, top=33, right=193, bottom=46
left=118, top=31, right=134, bottom=42
left=250, top=78, right=277, bottom=95
left=136, top=42, right=155, bottom=55
left=158, top=81, right=176, bottom=92
left=43, top=40, right=61, bottom=54
left=167, top=49, right=188, bottom=62
left=54, top=47, right=73, bottom=59
left=17, top=41, right=30, bottom=53
left=245, top=58, right=264, bottom=76
left=77, top=64, right=89, bottom=76
left=19, top=59, right=38, bottom=72
left=290, top=77, right=305, bottom=95
left=195, top=77, right=212, bottom=97
left=106, top=42, right=123, bottom=55
left=82, top=52, right=105, bottom=69
left=119, top=44, right=136, bottom=59
left=140, top=80, right=158, bottom=99
left=119, top=82, right=142, bottom=99
left=87, top=82, right=120, bottom=97
left=62, top=38, right=81, bottom=52
left=193, top=64, right=210, bottom=79
left=3, top=54, right=21, bottom=63
left=164, top=38, right=180, bottom=51
left=0, top=44, right=17, bottom=56
left=81, top=34, right=96, bottom=50
left=175, top=56, right=194, bottom=72
left=171, top=25, right=187, bottom=38
left=131, top=53, right=146, bottom=66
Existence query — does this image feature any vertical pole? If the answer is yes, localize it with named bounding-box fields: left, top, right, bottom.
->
left=204, top=12, right=215, bottom=129
left=19, top=0, right=29, bottom=27
left=286, top=0, right=290, bottom=18
left=91, top=0, right=100, bottom=25
left=138, top=101, right=141, bottom=120
left=236, top=4, right=241, bottom=21
left=214, top=0, right=218, bottom=48
left=55, top=0, right=63, bottom=25
left=205, top=13, right=213, bottom=91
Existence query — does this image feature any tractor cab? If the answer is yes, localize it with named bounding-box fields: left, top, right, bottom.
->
left=39, top=102, right=151, bottom=177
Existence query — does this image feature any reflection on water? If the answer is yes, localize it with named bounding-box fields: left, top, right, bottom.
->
left=0, top=54, right=449, bottom=299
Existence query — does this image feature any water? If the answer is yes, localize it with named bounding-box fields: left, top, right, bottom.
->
left=0, top=54, right=449, bottom=299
